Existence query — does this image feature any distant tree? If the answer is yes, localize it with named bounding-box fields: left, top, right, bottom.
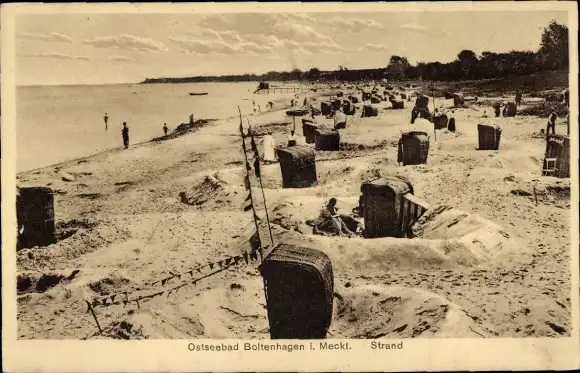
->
left=538, top=20, right=568, bottom=69
left=290, top=68, right=303, bottom=81
left=456, top=49, right=479, bottom=78
left=386, top=55, right=410, bottom=80
left=305, top=67, right=321, bottom=80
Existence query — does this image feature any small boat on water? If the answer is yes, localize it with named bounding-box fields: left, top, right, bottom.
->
left=189, top=92, right=208, bottom=96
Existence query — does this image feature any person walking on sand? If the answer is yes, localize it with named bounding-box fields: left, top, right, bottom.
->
left=122, top=122, right=129, bottom=149
left=163, top=123, right=168, bottom=136
left=104, top=113, right=109, bottom=130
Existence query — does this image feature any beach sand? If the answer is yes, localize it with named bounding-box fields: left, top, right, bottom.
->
left=16, top=86, right=571, bottom=339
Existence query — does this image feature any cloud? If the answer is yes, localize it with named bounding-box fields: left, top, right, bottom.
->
left=400, top=23, right=427, bottom=32
left=19, top=32, right=73, bottom=43
left=196, top=13, right=346, bottom=55
left=83, top=34, right=168, bottom=52
left=244, top=33, right=280, bottom=46
left=25, top=52, right=91, bottom=61
left=279, top=13, right=316, bottom=23
left=321, top=17, right=384, bottom=31
left=273, top=23, right=333, bottom=44
left=169, top=36, right=274, bottom=56
left=199, top=14, right=233, bottom=30
left=362, top=43, right=390, bottom=52
left=107, top=55, right=136, bottom=63
left=219, top=30, right=244, bottom=43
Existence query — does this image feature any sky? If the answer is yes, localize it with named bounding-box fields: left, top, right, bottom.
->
left=13, top=10, right=569, bottom=86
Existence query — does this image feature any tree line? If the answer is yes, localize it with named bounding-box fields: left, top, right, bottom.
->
left=141, top=21, right=568, bottom=84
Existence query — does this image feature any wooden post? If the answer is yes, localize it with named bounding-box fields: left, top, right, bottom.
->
left=86, top=301, right=102, bottom=334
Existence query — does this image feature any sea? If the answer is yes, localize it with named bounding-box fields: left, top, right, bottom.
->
left=16, top=82, right=299, bottom=172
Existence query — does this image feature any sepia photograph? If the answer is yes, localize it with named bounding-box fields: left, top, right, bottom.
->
left=2, top=2, right=578, bottom=372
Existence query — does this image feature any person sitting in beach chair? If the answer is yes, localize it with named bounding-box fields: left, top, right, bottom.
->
left=310, top=198, right=357, bottom=238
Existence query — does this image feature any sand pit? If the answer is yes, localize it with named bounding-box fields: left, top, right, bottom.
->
left=90, top=276, right=490, bottom=340
left=331, top=283, right=491, bottom=338
left=413, top=204, right=527, bottom=262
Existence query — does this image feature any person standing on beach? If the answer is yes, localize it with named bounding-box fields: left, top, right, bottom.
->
left=515, top=91, right=522, bottom=107
left=163, top=123, right=168, bottom=136
left=546, top=111, right=557, bottom=136
left=104, top=113, right=109, bottom=130
left=287, top=130, right=297, bottom=147
left=122, top=122, right=129, bottom=149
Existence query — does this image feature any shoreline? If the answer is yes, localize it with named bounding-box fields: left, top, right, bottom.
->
left=16, top=89, right=317, bottom=176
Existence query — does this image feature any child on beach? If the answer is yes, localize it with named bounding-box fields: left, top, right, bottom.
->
left=104, top=113, right=109, bottom=130
left=122, top=122, right=129, bottom=149
left=163, top=123, right=168, bottom=136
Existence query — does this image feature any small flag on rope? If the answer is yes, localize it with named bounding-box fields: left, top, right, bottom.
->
left=161, top=278, right=169, bottom=286
left=218, top=260, right=224, bottom=269
left=234, top=255, right=242, bottom=265
left=209, top=262, right=214, bottom=270
left=225, top=257, right=232, bottom=266
left=92, top=299, right=100, bottom=308
left=244, top=175, right=251, bottom=191
left=258, top=247, right=264, bottom=261
left=253, top=158, right=261, bottom=178
left=102, top=297, right=109, bottom=306
left=250, top=136, right=258, bottom=154
left=189, top=269, right=194, bottom=277
left=110, top=294, right=117, bottom=303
